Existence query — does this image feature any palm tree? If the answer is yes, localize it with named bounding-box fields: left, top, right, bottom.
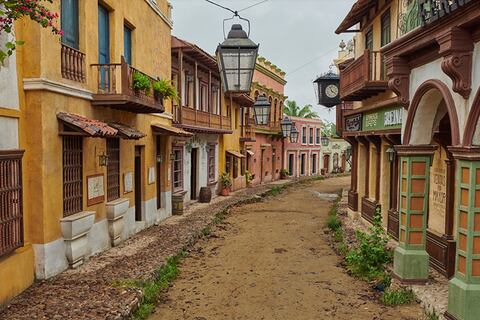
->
left=284, top=100, right=319, bottom=119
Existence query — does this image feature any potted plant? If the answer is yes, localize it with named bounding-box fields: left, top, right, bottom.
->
left=220, top=172, right=232, bottom=196
left=245, top=170, right=253, bottom=187
left=280, top=168, right=289, bottom=179
left=153, top=79, right=179, bottom=103
left=133, top=71, right=151, bottom=96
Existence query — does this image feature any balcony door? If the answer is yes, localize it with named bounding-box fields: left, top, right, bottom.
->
left=365, top=28, right=374, bottom=80
left=98, top=5, right=110, bottom=89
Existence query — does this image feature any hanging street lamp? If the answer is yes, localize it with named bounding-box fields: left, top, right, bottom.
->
left=290, top=126, right=299, bottom=143
left=252, top=96, right=271, bottom=125
left=216, top=24, right=259, bottom=93
left=280, top=116, right=293, bottom=138
left=321, top=136, right=330, bottom=147
left=386, top=147, right=395, bottom=162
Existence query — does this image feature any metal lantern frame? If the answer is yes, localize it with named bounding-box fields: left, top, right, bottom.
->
left=253, top=95, right=271, bottom=125
left=216, top=21, right=259, bottom=94
left=280, top=116, right=293, bottom=138
left=321, top=136, right=330, bottom=147
left=290, top=126, right=299, bottom=143
left=386, top=147, right=395, bottom=162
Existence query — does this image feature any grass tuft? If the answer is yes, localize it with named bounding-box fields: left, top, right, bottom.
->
left=425, top=309, right=440, bottom=320
left=201, top=226, right=211, bottom=237
left=380, top=287, right=416, bottom=306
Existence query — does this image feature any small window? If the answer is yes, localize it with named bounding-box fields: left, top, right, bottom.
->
left=207, top=145, right=216, bottom=182
left=302, top=127, right=307, bottom=144
left=316, top=128, right=321, bottom=144
left=200, top=83, right=208, bottom=112
left=172, top=147, right=183, bottom=192
left=381, top=10, right=391, bottom=47
left=309, top=128, right=314, bottom=144
left=233, top=158, right=239, bottom=179
left=0, top=151, right=24, bottom=257
left=124, top=25, right=132, bottom=65
left=226, top=155, right=231, bottom=174
left=61, top=0, right=79, bottom=49
left=63, top=136, right=83, bottom=217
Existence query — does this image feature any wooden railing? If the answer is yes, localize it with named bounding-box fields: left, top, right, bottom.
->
left=91, top=57, right=164, bottom=112
left=173, top=105, right=231, bottom=131
left=339, top=49, right=387, bottom=100
left=61, top=43, right=86, bottom=82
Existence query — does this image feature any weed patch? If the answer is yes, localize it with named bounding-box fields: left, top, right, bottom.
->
left=380, top=287, right=416, bottom=306
left=201, top=226, right=211, bottom=237
left=425, top=309, right=440, bottom=320
left=265, top=185, right=286, bottom=197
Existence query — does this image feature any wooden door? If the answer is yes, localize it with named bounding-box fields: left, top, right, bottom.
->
left=156, top=136, right=161, bottom=209
left=135, top=146, right=142, bottom=221
left=98, top=5, right=110, bottom=88
left=323, top=154, right=330, bottom=173
left=190, top=148, right=197, bottom=200
left=288, top=154, right=294, bottom=176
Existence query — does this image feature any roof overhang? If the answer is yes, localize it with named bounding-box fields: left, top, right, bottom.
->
left=151, top=123, right=193, bottom=137
left=336, top=0, right=376, bottom=34
left=109, top=122, right=146, bottom=140
left=226, top=150, right=246, bottom=158
left=57, top=112, right=117, bottom=137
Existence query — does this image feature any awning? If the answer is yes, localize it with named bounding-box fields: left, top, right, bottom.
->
left=57, top=112, right=117, bottom=137
left=109, top=122, right=146, bottom=140
left=151, top=122, right=193, bottom=137
left=246, top=150, right=254, bottom=156
left=336, top=0, right=375, bottom=34
left=261, top=143, right=271, bottom=148
left=227, top=150, right=246, bottom=158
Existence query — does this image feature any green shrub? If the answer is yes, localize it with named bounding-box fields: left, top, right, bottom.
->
left=346, top=207, right=392, bottom=281
left=133, top=71, right=151, bottom=92
left=326, top=214, right=342, bottom=231
left=152, top=79, right=179, bottom=102
left=220, top=172, right=232, bottom=189
left=380, top=287, right=416, bottom=306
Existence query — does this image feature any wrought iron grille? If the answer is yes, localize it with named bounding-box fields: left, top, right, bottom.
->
left=63, top=136, right=83, bottom=217
left=107, top=138, right=120, bottom=202
left=0, top=150, right=24, bottom=257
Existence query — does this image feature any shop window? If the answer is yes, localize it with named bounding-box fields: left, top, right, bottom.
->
left=207, top=144, right=216, bottom=182
left=0, top=150, right=24, bottom=257
left=106, top=138, right=120, bottom=202
left=172, top=147, right=183, bottom=192
left=63, top=136, right=83, bottom=217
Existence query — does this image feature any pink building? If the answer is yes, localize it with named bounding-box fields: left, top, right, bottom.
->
left=283, top=117, right=323, bottom=178
left=243, top=57, right=287, bottom=185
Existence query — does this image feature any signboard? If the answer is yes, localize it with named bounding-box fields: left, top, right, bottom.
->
left=87, top=174, right=105, bottom=206
left=419, top=0, right=471, bottom=25
left=428, top=147, right=447, bottom=234
left=363, top=106, right=403, bottom=131
left=345, top=114, right=362, bottom=132
left=124, top=172, right=133, bottom=194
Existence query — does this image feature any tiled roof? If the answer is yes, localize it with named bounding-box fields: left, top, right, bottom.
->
left=109, top=122, right=146, bottom=140
left=151, top=122, right=193, bottom=137
left=57, top=112, right=117, bottom=137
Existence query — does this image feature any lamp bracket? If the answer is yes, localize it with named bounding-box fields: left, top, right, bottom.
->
left=222, top=15, right=251, bottom=39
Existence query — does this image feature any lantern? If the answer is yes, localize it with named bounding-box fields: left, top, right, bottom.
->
left=290, top=126, right=299, bottom=143
left=216, top=24, right=259, bottom=93
left=386, top=147, right=395, bottom=162
left=253, top=96, right=270, bottom=125
left=321, top=136, right=330, bottom=146
left=280, top=116, right=293, bottom=138
left=99, top=153, right=109, bottom=167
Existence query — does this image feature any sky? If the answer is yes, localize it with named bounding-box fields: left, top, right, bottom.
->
left=170, top=0, right=356, bottom=124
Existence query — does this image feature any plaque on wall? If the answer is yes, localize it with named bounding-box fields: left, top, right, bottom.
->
left=148, top=167, right=155, bottom=185
left=124, top=172, right=133, bottom=194
left=87, top=174, right=105, bottom=206
left=345, top=114, right=362, bottom=132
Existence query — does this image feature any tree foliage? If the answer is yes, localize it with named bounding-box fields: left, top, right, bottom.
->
left=283, top=100, right=319, bottom=119
left=0, top=0, right=61, bottom=64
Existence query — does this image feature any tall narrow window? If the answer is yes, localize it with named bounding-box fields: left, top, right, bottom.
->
left=302, top=127, right=307, bottom=144
left=0, top=151, right=24, bottom=257
left=172, top=147, right=183, bottom=192
left=316, top=128, right=321, bottom=144
left=124, top=25, right=132, bottom=65
left=207, top=144, right=216, bottom=182
left=309, top=128, right=314, bottom=144
left=381, top=10, right=391, bottom=46
left=63, top=136, right=83, bottom=217
left=98, top=5, right=110, bottom=64
left=106, top=138, right=120, bottom=202
left=61, top=0, right=79, bottom=49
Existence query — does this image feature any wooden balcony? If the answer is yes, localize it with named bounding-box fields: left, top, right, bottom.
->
left=173, top=105, right=232, bottom=134
left=240, top=117, right=256, bottom=142
left=61, top=43, right=86, bottom=82
left=340, top=49, right=388, bottom=101
left=91, top=58, right=164, bottom=114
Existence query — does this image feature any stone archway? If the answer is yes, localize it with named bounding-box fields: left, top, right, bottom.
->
left=463, top=88, right=480, bottom=147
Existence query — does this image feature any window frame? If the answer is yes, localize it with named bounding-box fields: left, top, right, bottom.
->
left=172, top=146, right=183, bottom=192
left=62, top=135, right=83, bottom=217
left=123, top=24, right=133, bottom=65
left=207, top=144, right=216, bottom=183
left=309, top=127, right=314, bottom=145
left=316, top=128, right=321, bottom=144
left=301, top=126, right=307, bottom=145
left=61, top=0, right=79, bottom=49
left=106, top=138, right=120, bottom=202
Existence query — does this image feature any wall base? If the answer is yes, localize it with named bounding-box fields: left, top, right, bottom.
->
left=447, top=277, right=480, bottom=320
left=393, top=246, right=429, bottom=282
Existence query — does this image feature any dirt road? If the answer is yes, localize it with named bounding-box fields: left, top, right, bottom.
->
left=150, top=176, right=425, bottom=320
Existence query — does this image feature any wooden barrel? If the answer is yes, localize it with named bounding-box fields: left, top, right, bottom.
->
left=199, top=187, right=212, bottom=203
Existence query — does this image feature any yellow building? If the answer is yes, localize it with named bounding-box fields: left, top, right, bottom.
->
left=0, top=0, right=177, bottom=305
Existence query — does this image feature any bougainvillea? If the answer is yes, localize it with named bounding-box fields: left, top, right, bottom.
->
left=0, top=0, right=62, bottom=63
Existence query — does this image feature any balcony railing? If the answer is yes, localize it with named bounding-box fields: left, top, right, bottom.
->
left=339, top=49, right=388, bottom=101
left=91, top=57, right=164, bottom=113
left=173, top=105, right=231, bottom=132
left=240, top=117, right=256, bottom=142
left=61, top=43, right=86, bottom=82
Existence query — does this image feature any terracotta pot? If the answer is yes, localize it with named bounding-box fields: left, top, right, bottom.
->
left=221, top=187, right=230, bottom=196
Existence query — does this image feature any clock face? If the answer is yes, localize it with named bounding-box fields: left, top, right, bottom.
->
left=325, top=84, right=339, bottom=99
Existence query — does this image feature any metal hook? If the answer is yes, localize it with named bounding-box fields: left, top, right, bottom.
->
left=222, top=14, right=252, bottom=39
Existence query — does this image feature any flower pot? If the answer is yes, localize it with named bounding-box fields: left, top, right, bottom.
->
left=154, top=91, right=164, bottom=102
left=221, top=187, right=230, bottom=196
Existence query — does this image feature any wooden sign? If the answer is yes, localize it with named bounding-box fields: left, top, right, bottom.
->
left=148, top=167, right=155, bottom=185
left=87, top=174, right=105, bottom=206
left=345, top=114, right=362, bottom=132
left=419, top=0, right=471, bottom=25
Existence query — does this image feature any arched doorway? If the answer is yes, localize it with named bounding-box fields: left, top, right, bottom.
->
left=399, top=80, right=459, bottom=279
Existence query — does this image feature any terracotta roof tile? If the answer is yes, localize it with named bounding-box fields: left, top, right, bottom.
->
left=57, top=112, right=118, bottom=137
